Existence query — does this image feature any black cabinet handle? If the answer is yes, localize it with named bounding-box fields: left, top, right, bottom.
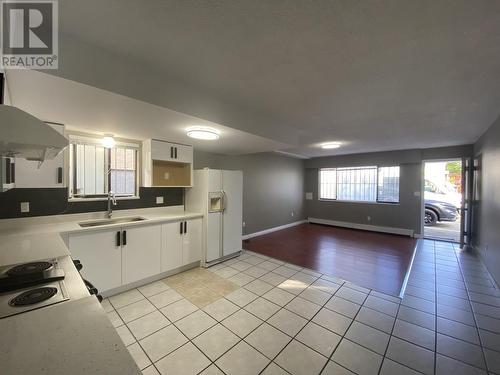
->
left=170, top=146, right=173, bottom=158
left=57, top=167, right=63, bottom=184
left=122, top=230, right=127, bottom=246
left=174, top=147, right=178, bottom=159
left=180, top=221, right=183, bottom=234
left=116, top=231, right=121, bottom=247
left=184, top=221, right=187, bottom=234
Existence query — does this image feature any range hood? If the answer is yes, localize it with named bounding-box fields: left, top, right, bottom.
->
left=0, top=105, right=68, bottom=161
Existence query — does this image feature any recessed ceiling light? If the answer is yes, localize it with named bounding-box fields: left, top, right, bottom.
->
left=321, top=142, right=341, bottom=149
left=101, top=135, right=116, bottom=148
left=186, top=126, right=220, bottom=140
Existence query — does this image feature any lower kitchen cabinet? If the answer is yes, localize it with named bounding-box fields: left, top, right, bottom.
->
left=161, top=221, right=183, bottom=272
left=182, top=218, right=202, bottom=265
left=68, top=218, right=202, bottom=294
left=161, top=218, right=202, bottom=272
left=68, top=228, right=122, bottom=292
left=121, top=224, right=161, bottom=284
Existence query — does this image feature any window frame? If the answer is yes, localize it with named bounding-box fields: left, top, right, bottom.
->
left=68, top=134, right=141, bottom=201
left=318, top=165, right=400, bottom=204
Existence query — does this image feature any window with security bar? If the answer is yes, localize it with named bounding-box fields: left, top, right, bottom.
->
left=319, top=166, right=400, bottom=203
left=68, top=136, right=139, bottom=199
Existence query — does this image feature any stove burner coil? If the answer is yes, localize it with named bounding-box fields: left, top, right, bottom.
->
left=9, top=287, right=58, bottom=306
left=6, top=262, right=52, bottom=277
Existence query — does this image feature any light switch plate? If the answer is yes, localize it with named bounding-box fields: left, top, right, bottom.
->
left=156, top=196, right=164, bottom=204
left=20, top=202, right=30, bottom=213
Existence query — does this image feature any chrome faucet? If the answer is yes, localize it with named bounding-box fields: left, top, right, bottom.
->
left=107, top=191, right=117, bottom=218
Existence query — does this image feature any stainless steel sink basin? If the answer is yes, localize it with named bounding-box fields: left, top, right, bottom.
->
left=78, top=216, right=148, bottom=228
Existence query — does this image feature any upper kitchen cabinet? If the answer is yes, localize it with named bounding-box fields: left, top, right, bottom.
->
left=142, top=139, right=193, bottom=187
left=15, top=122, right=66, bottom=188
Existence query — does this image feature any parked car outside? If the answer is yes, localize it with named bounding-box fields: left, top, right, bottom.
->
left=424, top=179, right=461, bottom=226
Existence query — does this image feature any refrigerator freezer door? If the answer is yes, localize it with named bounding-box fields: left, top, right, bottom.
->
left=206, top=211, right=222, bottom=262
left=222, top=170, right=243, bottom=257
left=208, top=169, right=222, bottom=192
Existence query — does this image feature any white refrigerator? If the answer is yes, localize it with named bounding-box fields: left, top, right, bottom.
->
left=186, top=168, right=243, bottom=265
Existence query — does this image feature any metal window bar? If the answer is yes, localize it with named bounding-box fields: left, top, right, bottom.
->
left=377, top=166, right=400, bottom=203
left=319, top=166, right=400, bottom=203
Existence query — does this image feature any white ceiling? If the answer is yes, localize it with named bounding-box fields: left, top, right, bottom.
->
left=5, top=70, right=287, bottom=155
left=11, top=1, right=500, bottom=157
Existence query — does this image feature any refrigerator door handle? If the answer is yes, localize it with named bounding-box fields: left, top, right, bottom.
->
left=221, top=190, right=228, bottom=213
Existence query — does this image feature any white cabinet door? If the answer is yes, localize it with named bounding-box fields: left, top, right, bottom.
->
left=161, top=221, right=183, bottom=272
left=69, top=229, right=122, bottom=293
left=183, top=218, right=203, bottom=265
left=151, top=139, right=176, bottom=161
left=175, top=144, right=193, bottom=164
left=122, top=224, right=162, bottom=284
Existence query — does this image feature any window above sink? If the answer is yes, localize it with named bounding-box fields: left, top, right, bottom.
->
left=68, top=134, right=141, bottom=201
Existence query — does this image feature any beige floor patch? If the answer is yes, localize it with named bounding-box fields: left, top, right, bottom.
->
left=162, top=268, right=239, bottom=307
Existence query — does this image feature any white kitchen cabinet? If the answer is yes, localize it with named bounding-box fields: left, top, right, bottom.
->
left=147, top=139, right=193, bottom=164
left=142, top=139, right=193, bottom=187
left=15, top=123, right=66, bottom=188
left=161, top=221, right=183, bottom=272
left=161, top=218, right=202, bottom=272
left=122, top=224, right=162, bottom=284
left=69, top=218, right=201, bottom=294
left=68, top=228, right=122, bottom=292
left=183, top=218, right=202, bottom=265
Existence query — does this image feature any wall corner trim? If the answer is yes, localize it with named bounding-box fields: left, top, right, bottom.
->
left=242, top=220, right=307, bottom=240
left=307, top=217, right=414, bottom=237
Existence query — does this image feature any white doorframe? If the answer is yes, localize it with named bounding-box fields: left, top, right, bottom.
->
left=421, top=158, right=464, bottom=243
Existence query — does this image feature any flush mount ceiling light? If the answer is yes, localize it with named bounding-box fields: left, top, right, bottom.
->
left=321, top=142, right=342, bottom=149
left=186, top=126, right=220, bottom=140
left=101, top=135, right=116, bottom=148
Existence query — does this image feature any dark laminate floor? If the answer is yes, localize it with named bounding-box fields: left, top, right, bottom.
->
left=243, top=223, right=417, bottom=296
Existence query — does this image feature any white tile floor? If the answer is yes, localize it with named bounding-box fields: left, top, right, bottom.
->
left=104, top=240, right=500, bottom=375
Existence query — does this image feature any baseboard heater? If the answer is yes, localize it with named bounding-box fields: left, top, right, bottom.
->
left=308, top=217, right=414, bottom=237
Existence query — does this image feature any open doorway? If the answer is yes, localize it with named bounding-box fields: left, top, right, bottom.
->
left=423, top=160, right=462, bottom=242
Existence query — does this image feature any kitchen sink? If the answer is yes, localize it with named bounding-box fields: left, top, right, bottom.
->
left=78, top=216, right=148, bottom=228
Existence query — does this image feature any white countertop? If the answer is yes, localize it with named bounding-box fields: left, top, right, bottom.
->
left=0, top=206, right=203, bottom=266
left=0, top=206, right=203, bottom=374
left=0, top=295, right=141, bottom=375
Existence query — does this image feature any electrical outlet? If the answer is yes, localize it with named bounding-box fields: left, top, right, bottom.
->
left=242, top=221, right=246, bottom=227
left=367, top=216, right=371, bottom=221
left=291, top=210, right=295, bottom=217
left=163, top=172, right=170, bottom=180
left=20, top=202, right=30, bottom=213
left=305, top=192, right=313, bottom=200
left=156, top=196, right=164, bottom=204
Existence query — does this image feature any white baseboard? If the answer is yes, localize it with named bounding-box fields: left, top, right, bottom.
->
left=308, top=217, right=414, bottom=237
left=242, top=220, right=307, bottom=240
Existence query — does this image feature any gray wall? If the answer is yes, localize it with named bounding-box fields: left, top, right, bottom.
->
left=473, top=115, right=500, bottom=286
left=193, top=151, right=305, bottom=235
left=304, top=146, right=473, bottom=235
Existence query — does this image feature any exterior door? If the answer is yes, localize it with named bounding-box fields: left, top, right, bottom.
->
left=460, top=157, right=472, bottom=248
left=222, top=170, right=243, bottom=256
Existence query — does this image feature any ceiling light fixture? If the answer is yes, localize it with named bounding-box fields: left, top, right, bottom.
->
left=101, top=135, right=116, bottom=149
left=321, top=142, right=342, bottom=149
left=186, top=126, right=220, bottom=140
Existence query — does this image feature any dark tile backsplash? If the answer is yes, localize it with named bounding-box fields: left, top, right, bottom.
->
left=0, top=187, right=184, bottom=219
